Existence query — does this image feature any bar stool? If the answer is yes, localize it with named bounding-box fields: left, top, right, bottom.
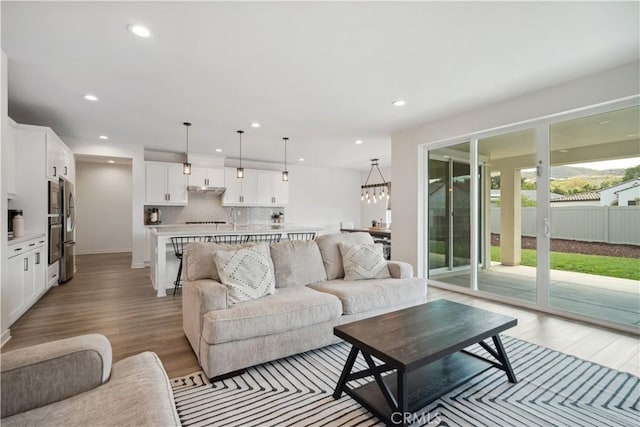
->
left=213, top=235, right=249, bottom=244
left=246, top=233, right=282, bottom=243
left=287, top=232, right=316, bottom=240
left=170, top=236, right=213, bottom=295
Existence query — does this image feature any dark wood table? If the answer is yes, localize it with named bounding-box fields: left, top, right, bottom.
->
left=333, top=299, right=518, bottom=426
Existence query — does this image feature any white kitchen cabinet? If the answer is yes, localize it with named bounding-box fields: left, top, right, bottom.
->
left=45, top=130, right=75, bottom=182
left=5, top=236, right=47, bottom=327
left=145, top=162, right=188, bottom=205
left=6, top=119, right=17, bottom=197
left=257, top=171, right=289, bottom=205
left=222, top=168, right=258, bottom=205
left=188, top=167, right=225, bottom=188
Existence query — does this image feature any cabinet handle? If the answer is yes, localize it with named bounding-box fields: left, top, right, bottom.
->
left=24, top=258, right=29, bottom=271
left=64, top=166, right=68, bottom=175
left=36, top=252, right=41, bottom=265
left=205, top=178, right=209, bottom=186
left=14, top=247, right=22, bottom=252
left=39, top=240, right=45, bottom=244
left=53, top=166, right=57, bottom=177
left=29, top=243, right=36, bottom=247
left=168, top=193, right=171, bottom=201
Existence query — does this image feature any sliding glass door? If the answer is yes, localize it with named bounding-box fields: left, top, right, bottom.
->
left=428, top=143, right=472, bottom=288
left=424, top=101, right=640, bottom=330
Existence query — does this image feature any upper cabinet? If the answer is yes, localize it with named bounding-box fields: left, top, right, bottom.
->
left=188, top=167, right=225, bottom=188
left=145, top=162, right=188, bottom=205
left=222, top=168, right=258, bottom=205
left=222, top=168, right=288, bottom=206
left=257, top=171, right=289, bottom=205
left=46, top=131, right=74, bottom=182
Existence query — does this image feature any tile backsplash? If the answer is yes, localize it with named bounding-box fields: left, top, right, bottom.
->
left=145, top=192, right=285, bottom=225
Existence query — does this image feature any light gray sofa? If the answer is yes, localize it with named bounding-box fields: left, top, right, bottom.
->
left=182, top=232, right=427, bottom=379
left=0, top=334, right=181, bottom=426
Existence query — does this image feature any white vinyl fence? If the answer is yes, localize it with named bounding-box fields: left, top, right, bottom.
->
left=490, top=206, right=640, bottom=246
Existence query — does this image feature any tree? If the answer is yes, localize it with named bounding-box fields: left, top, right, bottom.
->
left=622, top=165, right=640, bottom=181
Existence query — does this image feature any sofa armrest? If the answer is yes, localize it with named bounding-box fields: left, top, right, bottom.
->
left=387, top=261, right=413, bottom=279
left=1, top=334, right=112, bottom=418
left=182, top=279, right=229, bottom=360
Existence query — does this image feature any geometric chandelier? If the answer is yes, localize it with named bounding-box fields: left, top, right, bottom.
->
left=361, top=158, right=389, bottom=204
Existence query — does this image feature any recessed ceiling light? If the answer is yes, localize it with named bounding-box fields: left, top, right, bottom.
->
left=392, top=99, right=406, bottom=107
left=128, top=25, right=151, bottom=38
left=599, top=120, right=612, bottom=125
left=108, top=160, right=115, bottom=164
left=215, top=148, right=222, bottom=152
left=250, top=122, right=261, bottom=128
left=298, top=158, right=304, bottom=162
left=559, top=149, right=569, bottom=153
left=83, top=94, right=98, bottom=101
left=626, top=133, right=639, bottom=138
left=98, top=135, right=109, bottom=140
left=355, top=140, right=363, bottom=145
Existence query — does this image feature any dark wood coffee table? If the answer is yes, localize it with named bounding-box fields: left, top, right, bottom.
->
left=333, top=299, right=518, bottom=426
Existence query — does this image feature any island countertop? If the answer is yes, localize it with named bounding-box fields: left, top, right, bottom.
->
left=150, top=224, right=320, bottom=236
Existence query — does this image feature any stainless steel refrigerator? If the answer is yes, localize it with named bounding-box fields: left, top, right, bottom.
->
left=60, top=177, right=76, bottom=283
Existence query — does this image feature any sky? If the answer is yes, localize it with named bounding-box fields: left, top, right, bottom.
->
left=570, top=157, right=640, bottom=170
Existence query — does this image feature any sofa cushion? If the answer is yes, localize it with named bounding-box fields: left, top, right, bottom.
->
left=1, top=352, right=180, bottom=427
left=201, top=287, right=342, bottom=344
left=213, top=244, right=276, bottom=304
left=184, top=241, right=256, bottom=281
left=270, top=240, right=327, bottom=288
left=339, top=242, right=391, bottom=280
left=315, top=232, right=374, bottom=280
left=308, top=277, right=427, bottom=315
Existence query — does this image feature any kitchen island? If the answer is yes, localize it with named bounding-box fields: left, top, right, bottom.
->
left=149, top=224, right=321, bottom=297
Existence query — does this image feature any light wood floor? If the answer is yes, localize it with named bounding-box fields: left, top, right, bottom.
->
left=2, top=253, right=638, bottom=378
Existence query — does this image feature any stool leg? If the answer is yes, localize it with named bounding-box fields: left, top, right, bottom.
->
left=174, top=258, right=183, bottom=296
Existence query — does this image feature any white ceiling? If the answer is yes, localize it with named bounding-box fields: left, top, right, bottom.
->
left=2, top=1, right=638, bottom=170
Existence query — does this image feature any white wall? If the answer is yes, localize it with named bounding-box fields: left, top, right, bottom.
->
left=360, top=167, right=391, bottom=228
left=64, top=138, right=146, bottom=268
left=391, top=60, right=640, bottom=275
left=75, top=161, right=132, bottom=254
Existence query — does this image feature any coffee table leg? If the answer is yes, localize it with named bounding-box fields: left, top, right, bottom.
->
left=396, top=372, right=408, bottom=427
left=492, top=335, right=517, bottom=383
left=333, top=346, right=360, bottom=399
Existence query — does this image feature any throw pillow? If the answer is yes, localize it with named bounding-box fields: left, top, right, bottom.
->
left=338, top=242, right=391, bottom=280
left=213, top=244, right=276, bottom=304
left=315, top=232, right=375, bottom=280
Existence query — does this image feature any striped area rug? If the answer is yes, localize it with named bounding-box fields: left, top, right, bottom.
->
left=171, top=336, right=639, bottom=426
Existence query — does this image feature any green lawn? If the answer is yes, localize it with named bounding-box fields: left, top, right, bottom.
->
left=490, top=247, right=640, bottom=281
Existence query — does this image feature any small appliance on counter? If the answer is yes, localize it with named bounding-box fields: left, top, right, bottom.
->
left=148, top=208, right=162, bottom=224
left=8, top=209, right=24, bottom=237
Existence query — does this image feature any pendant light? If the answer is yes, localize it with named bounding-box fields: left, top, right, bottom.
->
left=236, top=130, right=244, bottom=178
left=282, top=137, right=289, bottom=181
left=182, top=122, right=192, bottom=175
left=361, top=159, right=389, bottom=203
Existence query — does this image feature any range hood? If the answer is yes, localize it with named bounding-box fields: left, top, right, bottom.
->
left=187, top=186, right=226, bottom=195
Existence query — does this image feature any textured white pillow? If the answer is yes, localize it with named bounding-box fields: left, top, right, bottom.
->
left=338, top=242, right=391, bottom=280
left=213, top=243, right=276, bottom=304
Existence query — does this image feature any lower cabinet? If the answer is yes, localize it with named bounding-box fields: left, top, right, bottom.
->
left=5, top=237, right=47, bottom=327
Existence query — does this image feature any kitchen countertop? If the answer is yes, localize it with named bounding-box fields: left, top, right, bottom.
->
left=340, top=228, right=391, bottom=239
left=151, top=224, right=320, bottom=236
left=8, top=232, right=46, bottom=245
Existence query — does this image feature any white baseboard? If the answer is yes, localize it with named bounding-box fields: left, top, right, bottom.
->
left=75, top=249, right=132, bottom=255
left=131, top=263, right=147, bottom=269
left=1, top=329, right=12, bottom=347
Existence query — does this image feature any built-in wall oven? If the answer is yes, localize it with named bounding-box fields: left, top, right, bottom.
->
left=48, top=180, right=61, bottom=215
left=48, top=216, right=62, bottom=265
